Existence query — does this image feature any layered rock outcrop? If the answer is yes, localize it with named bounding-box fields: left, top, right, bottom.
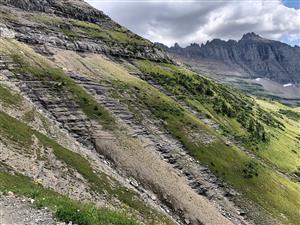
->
left=0, top=0, right=170, bottom=62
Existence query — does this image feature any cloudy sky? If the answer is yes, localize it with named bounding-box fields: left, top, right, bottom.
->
left=86, top=0, right=300, bottom=47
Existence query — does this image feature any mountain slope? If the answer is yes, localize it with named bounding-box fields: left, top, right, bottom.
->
left=0, top=1, right=300, bottom=225
left=0, top=0, right=169, bottom=61
left=159, top=33, right=300, bottom=106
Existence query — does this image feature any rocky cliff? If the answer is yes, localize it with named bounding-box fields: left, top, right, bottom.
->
left=164, top=33, right=300, bottom=84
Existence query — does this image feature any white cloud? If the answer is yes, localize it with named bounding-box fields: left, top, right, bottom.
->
left=86, top=0, right=300, bottom=46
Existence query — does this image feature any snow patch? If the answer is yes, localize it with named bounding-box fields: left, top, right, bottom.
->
left=283, top=83, right=293, bottom=87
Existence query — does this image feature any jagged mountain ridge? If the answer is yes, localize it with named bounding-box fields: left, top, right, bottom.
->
left=0, top=1, right=300, bottom=225
left=161, top=33, right=300, bottom=84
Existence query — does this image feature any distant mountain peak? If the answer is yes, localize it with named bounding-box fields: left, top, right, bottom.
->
left=174, top=42, right=181, bottom=48
left=241, top=32, right=263, bottom=40
left=190, top=42, right=200, bottom=47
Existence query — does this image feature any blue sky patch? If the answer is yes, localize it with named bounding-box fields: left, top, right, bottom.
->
left=282, top=0, right=300, bottom=9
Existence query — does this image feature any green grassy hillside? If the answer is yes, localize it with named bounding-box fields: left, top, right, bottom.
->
left=0, top=40, right=175, bottom=225
left=0, top=1, right=299, bottom=224
left=48, top=49, right=300, bottom=224
left=0, top=87, right=175, bottom=225
left=22, top=43, right=298, bottom=224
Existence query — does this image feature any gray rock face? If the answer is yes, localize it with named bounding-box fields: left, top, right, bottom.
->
left=163, top=33, right=300, bottom=84
left=1, top=0, right=108, bottom=22
left=0, top=23, right=15, bottom=38
left=0, top=0, right=171, bottom=62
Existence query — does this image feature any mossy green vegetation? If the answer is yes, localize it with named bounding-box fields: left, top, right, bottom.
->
left=0, top=84, right=22, bottom=108
left=255, top=99, right=300, bottom=175
left=0, top=172, right=140, bottom=225
left=131, top=62, right=300, bottom=218
left=135, top=60, right=284, bottom=144
left=70, top=20, right=151, bottom=46
left=0, top=8, right=18, bottom=23
left=294, top=167, right=300, bottom=182
left=0, top=112, right=33, bottom=148
left=0, top=111, right=174, bottom=225
left=28, top=14, right=63, bottom=26
left=279, top=109, right=300, bottom=122
left=27, top=14, right=151, bottom=46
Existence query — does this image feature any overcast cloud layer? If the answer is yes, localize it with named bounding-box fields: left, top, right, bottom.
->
left=86, top=0, right=300, bottom=47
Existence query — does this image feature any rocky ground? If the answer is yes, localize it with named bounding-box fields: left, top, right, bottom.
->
left=0, top=192, right=57, bottom=225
